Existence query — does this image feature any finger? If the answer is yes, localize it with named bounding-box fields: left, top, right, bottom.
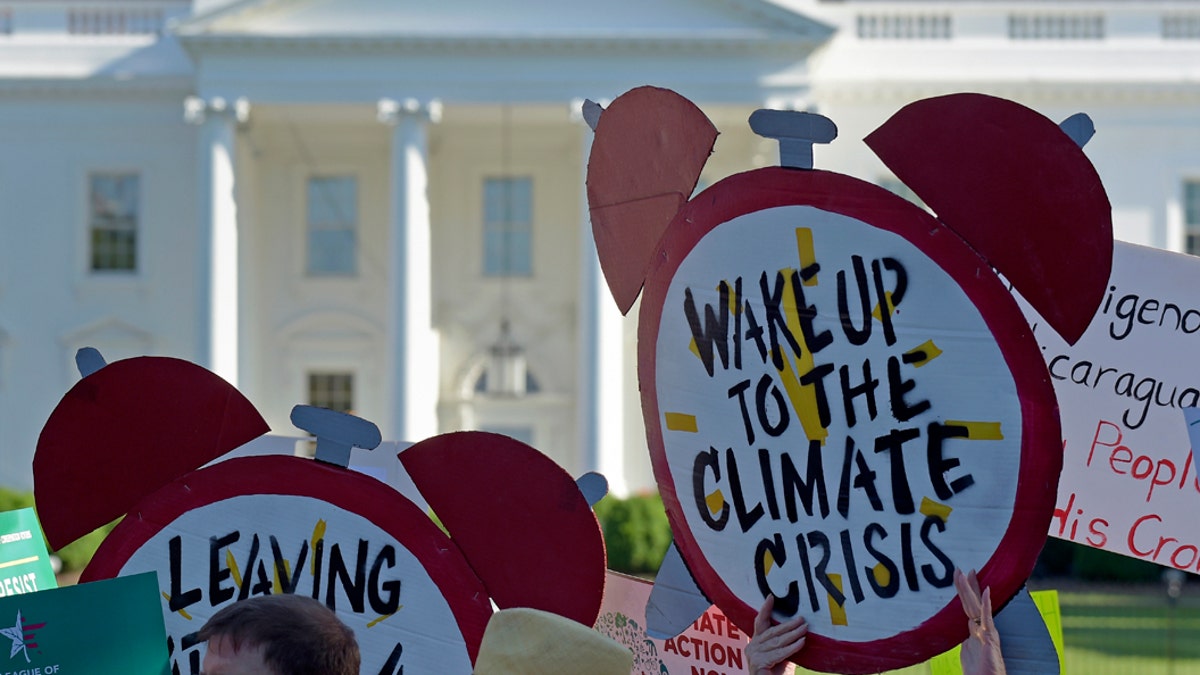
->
left=967, top=568, right=982, bottom=597
left=775, top=614, right=807, bottom=631
left=761, top=635, right=807, bottom=664
left=954, top=569, right=981, bottom=619
left=759, top=614, right=807, bottom=646
left=953, top=568, right=969, bottom=597
left=771, top=619, right=808, bottom=642
left=773, top=635, right=806, bottom=658
left=754, top=595, right=776, bottom=636
left=980, top=587, right=998, bottom=633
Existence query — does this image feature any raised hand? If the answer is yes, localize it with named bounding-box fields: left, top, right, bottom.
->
left=745, top=595, right=808, bottom=675
left=955, top=568, right=1007, bottom=675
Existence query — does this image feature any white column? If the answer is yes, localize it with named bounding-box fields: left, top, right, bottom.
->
left=185, top=96, right=248, bottom=386
left=378, top=98, right=441, bottom=443
left=573, top=100, right=626, bottom=493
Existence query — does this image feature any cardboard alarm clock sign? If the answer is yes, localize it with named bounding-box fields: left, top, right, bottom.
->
left=647, top=178, right=1053, bottom=651
left=34, top=353, right=607, bottom=674
left=82, top=455, right=492, bottom=673
left=586, top=88, right=1112, bottom=673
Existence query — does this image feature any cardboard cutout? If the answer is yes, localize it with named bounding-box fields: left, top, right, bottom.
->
left=401, top=431, right=607, bottom=628
left=83, top=455, right=492, bottom=673
left=587, top=87, right=717, bottom=314
left=1186, top=406, right=1200, bottom=486
left=35, top=355, right=269, bottom=550
left=645, top=543, right=712, bottom=639
left=35, top=354, right=610, bottom=673
left=585, top=88, right=1112, bottom=673
left=640, top=169, right=1059, bottom=673
left=866, top=93, right=1113, bottom=345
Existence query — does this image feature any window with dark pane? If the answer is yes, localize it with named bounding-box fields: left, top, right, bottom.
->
left=1185, top=180, right=1200, bottom=256
left=89, top=172, right=139, bottom=272
left=307, top=372, right=355, bottom=413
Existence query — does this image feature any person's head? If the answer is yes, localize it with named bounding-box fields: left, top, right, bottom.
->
left=197, top=594, right=359, bottom=675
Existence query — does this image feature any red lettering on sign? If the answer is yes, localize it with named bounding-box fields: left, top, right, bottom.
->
left=1128, top=513, right=1162, bottom=557
left=1085, top=419, right=1200, bottom=502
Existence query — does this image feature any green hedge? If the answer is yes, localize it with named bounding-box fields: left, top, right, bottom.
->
left=1069, top=542, right=1163, bottom=582
left=593, top=492, right=673, bottom=576
left=591, top=496, right=1173, bottom=584
left=1034, top=537, right=1163, bottom=583
left=0, top=487, right=115, bottom=573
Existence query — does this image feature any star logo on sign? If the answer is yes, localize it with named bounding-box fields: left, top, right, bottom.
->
left=0, top=610, right=29, bottom=663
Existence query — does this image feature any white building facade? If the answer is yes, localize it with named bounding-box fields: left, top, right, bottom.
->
left=2, top=0, right=1199, bottom=493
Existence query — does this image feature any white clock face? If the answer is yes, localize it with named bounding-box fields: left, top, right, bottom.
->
left=655, top=205, right=1022, bottom=640
left=118, top=493, right=475, bottom=674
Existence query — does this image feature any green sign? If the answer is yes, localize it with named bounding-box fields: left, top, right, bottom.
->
left=0, top=508, right=55, bottom=598
left=0, top=572, right=169, bottom=675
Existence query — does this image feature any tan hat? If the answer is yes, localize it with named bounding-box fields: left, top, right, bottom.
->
left=474, top=607, right=633, bottom=675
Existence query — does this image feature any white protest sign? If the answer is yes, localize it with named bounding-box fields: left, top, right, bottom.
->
left=654, top=206, right=1026, bottom=631
left=83, top=456, right=492, bottom=674
left=1031, top=240, right=1200, bottom=569
left=639, top=178, right=1060, bottom=672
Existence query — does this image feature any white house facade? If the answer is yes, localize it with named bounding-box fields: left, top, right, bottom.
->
left=2, top=0, right=1199, bottom=495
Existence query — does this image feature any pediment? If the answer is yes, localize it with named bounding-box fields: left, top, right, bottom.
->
left=59, top=317, right=155, bottom=382
left=61, top=317, right=152, bottom=352
left=177, top=0, right=832, bottom=45
left=276, top=310, right=382, bottom=346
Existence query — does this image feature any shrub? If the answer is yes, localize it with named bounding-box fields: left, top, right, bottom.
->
left=55, top=519, right=118, bottom=572
left=593, top=502, right=1170, bottom=584
left=1032, top=537, right=1076, bottom=578
left=0, top=487, right=34, bottom=513
left=1033, top=536, right=1162, bottom=583
left=593, top=492, right=672, bottom=576
left=1071, top=542, right=1162, bottom=582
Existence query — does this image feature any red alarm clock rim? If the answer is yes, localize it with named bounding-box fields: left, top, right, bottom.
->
left=81, top=454, right=493, bottom=664
left=637, top=167, right=1063, bottom=673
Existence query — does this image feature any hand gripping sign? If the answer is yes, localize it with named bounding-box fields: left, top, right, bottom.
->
left=35, top=351, right=606, bottom=674
left=585, top=88, right=1112, bottom=673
